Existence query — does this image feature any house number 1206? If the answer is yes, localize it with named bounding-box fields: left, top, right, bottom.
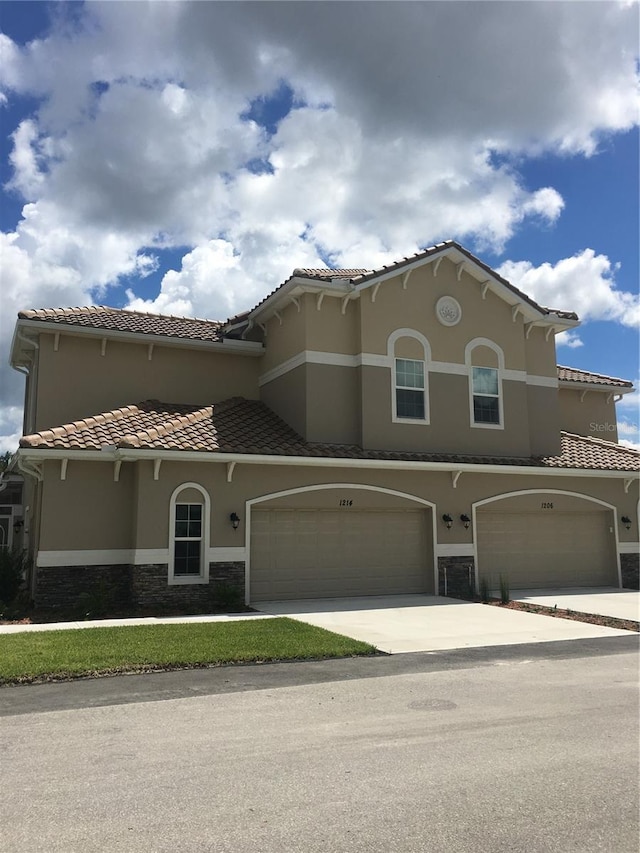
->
left=541, top=502, right=554, bottom=509
left=339, top=499, right=353, bottom=507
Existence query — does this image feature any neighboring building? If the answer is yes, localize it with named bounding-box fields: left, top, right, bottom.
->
left=7, top=240, right=639, bottom=609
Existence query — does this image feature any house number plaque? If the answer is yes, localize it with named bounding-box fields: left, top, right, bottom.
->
left=339, top=499, right=353, bottom=507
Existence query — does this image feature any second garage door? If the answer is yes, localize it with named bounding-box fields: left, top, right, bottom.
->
left=476, top=509, right=617, bottom=589
left=250, top=508, right=431, bottom=601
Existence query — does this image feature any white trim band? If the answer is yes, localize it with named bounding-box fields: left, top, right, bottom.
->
left=435, top=543, right=475, bottom=557
left=619, top=542, right=640, bottom=554
left=36, top=547, right=247, bottom=568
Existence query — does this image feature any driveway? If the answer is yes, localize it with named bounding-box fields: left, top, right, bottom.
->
left=512, top=587, right=640, bottom=622
left=255, top=595, right=631, bottom=653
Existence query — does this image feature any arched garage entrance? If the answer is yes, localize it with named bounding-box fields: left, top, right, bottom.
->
left=248, top=485, right=435, bottom=601
left=474, top=490, right=620, bottom=590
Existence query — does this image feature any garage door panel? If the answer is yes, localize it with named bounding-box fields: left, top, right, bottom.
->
left=250, top=508, right=431, bottom=600
left=477, top=509, right=617, bottom=589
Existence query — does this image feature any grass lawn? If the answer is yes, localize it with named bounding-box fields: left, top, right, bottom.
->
left=0, top=618, right=377, bottom=685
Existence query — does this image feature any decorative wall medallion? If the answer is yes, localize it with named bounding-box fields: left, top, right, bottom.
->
left=436, top=296, right=462, bottom=326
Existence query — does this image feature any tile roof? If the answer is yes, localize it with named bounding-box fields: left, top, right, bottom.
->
left=18, top=306, right=225, bottom=342
left=557, top=365, right=633, bottom=388
left=20, top=398, right=640, bottom=472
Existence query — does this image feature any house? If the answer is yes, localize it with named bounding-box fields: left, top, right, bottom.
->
left=6, top=240, right=639, bottom=610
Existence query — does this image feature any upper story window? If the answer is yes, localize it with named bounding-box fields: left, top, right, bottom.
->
left=472, top=367, right=500, bottom=424
left=388, top=329, right=431, bottom=424
left=465, top=338, right=504, bottom=430
left=395, top=359, right=425, bottom=419
left=169, top=483, right=210, bottom=585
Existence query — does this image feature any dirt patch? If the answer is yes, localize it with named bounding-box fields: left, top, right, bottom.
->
left=484, top=598, right=639, bottom=633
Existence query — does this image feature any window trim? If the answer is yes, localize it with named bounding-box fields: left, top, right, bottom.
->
left=168, top=482, right=211, bottom=585
left=388, top=329, right=431, bottom=424
left=465, top=338, right=505, bottom=430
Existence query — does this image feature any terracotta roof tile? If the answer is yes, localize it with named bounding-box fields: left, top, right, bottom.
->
left=557, top=365, right=633, bottom=388
left=19, top=399, right=639, bottom=472
left=18, top=306, right=225, bottom=342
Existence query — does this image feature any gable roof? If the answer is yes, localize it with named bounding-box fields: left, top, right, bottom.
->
left=557, top=365, right=634, bottom=390
left=245, top=240, right=579, bottom=326
left=19, top=398, right=639, bottom=473
left=17, top=305, right=226, bottom=342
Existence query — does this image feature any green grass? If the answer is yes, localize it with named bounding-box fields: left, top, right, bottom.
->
left=0, top=618, right=377, bottom=684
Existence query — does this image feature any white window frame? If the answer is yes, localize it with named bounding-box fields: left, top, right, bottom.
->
left=168, top=482, right=211, bottom=585
left=465, top=338, right=505, bottom=430
left=388, top=329, right=431, bottom=424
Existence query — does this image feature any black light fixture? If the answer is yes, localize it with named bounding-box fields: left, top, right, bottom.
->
left=621, top=516, right=632, bottom=531
left=13, top=518, right=24, bottom=533
left=442, top=514, right=453, bottom=530
left=230, top=512, right=240, bottom=530
left=460, top=514, right=471, bottom=529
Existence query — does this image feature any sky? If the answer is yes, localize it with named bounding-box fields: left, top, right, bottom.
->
left=0, top=0, right=638, bottom=452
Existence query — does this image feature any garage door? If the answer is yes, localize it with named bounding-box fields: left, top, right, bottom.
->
left=250, top=508, right=431, bottom=601
left=476, top=510, right=617, bottom=589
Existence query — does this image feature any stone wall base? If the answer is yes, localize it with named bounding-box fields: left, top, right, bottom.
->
left=620, top=553, right=639, bottom=590
left=437, top=556, right=476, bottom=599
left=35, top=562, right=246, bottom=613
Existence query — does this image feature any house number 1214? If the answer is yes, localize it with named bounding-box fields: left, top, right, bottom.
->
left=339, top=499, right=353, bottom=507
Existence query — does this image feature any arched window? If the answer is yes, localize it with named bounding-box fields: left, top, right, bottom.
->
left=168, top=483, right=211, bottom=584
left=387, top=329, right=431, bottom=424
left=465, top=338, right=504, bottom=429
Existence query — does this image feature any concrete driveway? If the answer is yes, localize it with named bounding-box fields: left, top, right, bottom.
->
left=512, top=587, right=640, bottom=622
left=255, top=595, right=631, bottom=653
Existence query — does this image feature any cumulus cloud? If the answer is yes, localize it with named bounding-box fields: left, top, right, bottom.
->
left=497, top=250, right=640, bottom=326
left=556, top=331, right=584, bottom=349
left=0, top=1, right=638, bottom=447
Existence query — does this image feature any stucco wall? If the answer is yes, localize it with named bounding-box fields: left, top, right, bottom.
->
left=559, top=387, right=620, bottom=442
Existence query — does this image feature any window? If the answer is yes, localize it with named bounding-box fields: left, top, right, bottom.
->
left=395, top=358, right=426, bottom=420
left=169, top=483, right=210, bottom=584
left=472, top=367, right=500, bottom=425
left=173, top=503, right=202, bottom=576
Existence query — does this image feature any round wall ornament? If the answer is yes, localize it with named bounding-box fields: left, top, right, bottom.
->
left=436, top=296, right=462, bottom=326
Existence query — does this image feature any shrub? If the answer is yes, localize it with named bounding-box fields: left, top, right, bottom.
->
left=499, top=574, right=510, bottom=604
left=210, top=581, right=245, bottom=612
left=0, top=548, right=27, bottom=606
left=479, top=575, right=491, bottom=603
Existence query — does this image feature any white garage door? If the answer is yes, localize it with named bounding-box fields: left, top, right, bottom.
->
left=476, top=510, right=617, bottom=589
left=250, top=508, right=431, bottom=601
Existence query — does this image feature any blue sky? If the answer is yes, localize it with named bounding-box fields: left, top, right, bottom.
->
left=0, top=1, right=638, bottom=449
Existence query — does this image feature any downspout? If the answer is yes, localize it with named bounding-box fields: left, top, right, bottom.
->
left=15, top=455, right=44, bottom=600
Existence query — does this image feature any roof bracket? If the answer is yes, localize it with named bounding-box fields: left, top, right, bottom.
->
left=481, top=281, right=491, bottom=300
left=511, top=304, right=522, bottom=323
left=274, top=310, right=283, bottom=326
left=433, top=257, right=443, bottom=277
left=401, top=270, right=412, bottom=289
left=113, top=460, right=122, bottom=483
left=226, top=461, right=236, bottom=483
left=291, top=297, right=301, bottom=312
left=316, top=293, right=325, bottom=311
left=524, top=322, right=535, bottom=339
left=606, top=393, right=613, bottom=405
left=153, top=459, right=162, bottom=481
left=60, top=458, right=68, bottom=481
left=624, top=478, right=633, bottom=494
left=258, top=322, right=267, bottom=336
left=451, top=470, right=462, bottom=489
left=341, top=295, right=351, bottom=315
left=240, top=319, right=254, bottom=340
left=147, top=343, right=154, bottom=361
left=371, top=282, right=381, bottom=303
left=100, top=338, right=107, bottom=356
left=545, top=326, right=555, bottom=341
left=579, top=390, right=588, bottom=403
left=456, top=262, right=465, bottom=281
left=53, top=332, right=60, bottom=352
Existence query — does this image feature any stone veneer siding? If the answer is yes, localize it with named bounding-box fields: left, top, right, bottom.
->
left=620, top=553, right=639, bottom=590
left=34, top=562, right=246, bottom=611
left=437, top=556, right=476, bottom=599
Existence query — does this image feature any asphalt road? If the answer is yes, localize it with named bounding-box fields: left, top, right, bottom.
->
left=1, top=638, right=638, bottom=853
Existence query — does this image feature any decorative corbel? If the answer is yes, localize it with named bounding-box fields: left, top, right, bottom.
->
left=341, top=295, right=351, bottom=315
left=579, top=390, right=588, bottom=403
left=433, top=257, right=443, bottom=277
left=456, top=262, right=465, bottom=281
left=60, top=458, right=68, bottom=481
left=316, top=292, right=325, bottom=311
left=481, top=281, right=491, bottom=300
left=113, top=460, right=122, bottom=482
left=290, top=297, right=301, bottom=312
left=371, top=282, right=381, bottom=303
left=153, top=458, right=162, bottom=481
left=511, top=304, right=522, bottom=323
left=100, top=338, right=107, bottom=356
left=545, top=326, right=556, bottom=341
left=623, top=478, right=634, bottom=494
left=147, top=343, right=154, bottom=361
left=401, top=270, right=412, bottom=289
left=226, top=461, right=236, bottom=483
left=54, top=332, right=60, bottom=352
left=451, top=470, right=462, bottom=489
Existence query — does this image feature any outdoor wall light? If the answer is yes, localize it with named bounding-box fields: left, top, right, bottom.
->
left=13, top=518, right=23, bottom=533
left=230, top=512, right=241, bottom=530
left=442, top=514, right=453, bottom=530
left=460, top=514, right=471, bottom=529
left=621, top=516, right=632, bottom=531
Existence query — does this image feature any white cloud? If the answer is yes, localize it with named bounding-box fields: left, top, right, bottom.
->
left=498, top=250, right=640, bottom=326
left=556, top=331, right=584, bottom=349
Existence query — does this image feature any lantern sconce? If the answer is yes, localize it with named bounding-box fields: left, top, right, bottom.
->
left=621, top=516, right=632, bottom=531
left=460, top=514, right=471, bottom=530
left=442, top=514, right=453, bottom=530
left=229, top=512, right=241, bottom=530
